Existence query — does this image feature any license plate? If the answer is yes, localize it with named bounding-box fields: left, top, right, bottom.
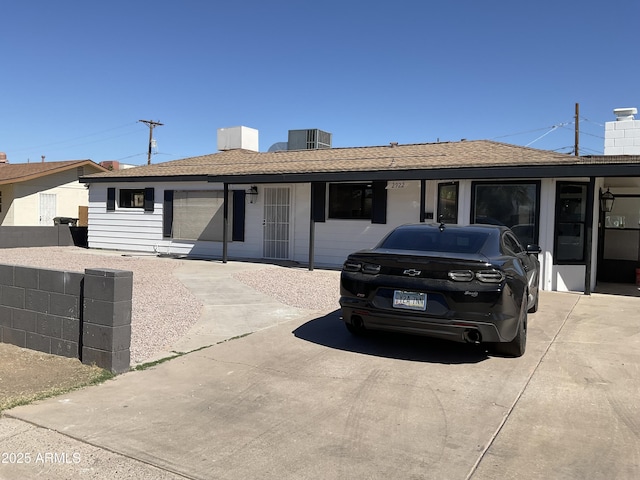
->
left=393, top=290, right=427, bottom=311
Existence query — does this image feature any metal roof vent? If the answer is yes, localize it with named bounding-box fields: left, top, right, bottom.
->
left=613, top=107, right=637, bottom=121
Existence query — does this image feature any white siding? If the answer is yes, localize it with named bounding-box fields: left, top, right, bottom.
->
left=87, top=177, right=607, bottom=293
left=293, top=181, right=423, bottom=266
left=88, top=181, right=265, bottom=257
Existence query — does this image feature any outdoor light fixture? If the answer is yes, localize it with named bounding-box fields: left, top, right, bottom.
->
left=247, top=185, right=258, bottom=203
left=600, top=188, right=615, bottom=213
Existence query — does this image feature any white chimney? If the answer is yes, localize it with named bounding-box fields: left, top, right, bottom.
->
left=217, top=126, right=259, bottom=152
left=604, top=107, right=640, bottom=155
left=613, top=107, right=637, bottom=121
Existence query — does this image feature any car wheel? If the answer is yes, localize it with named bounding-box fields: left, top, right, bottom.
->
left=345, top=320, right=365, bottom=336
left=528, top=290, right=539, bottom=314
left=494, top=298, right=527, bottom=357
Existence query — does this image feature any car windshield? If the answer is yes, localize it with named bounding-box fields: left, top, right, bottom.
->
left=379, top=228, right=490, bottom=254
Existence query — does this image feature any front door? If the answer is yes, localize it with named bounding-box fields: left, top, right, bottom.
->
left=39, top=193, right=57, bottom=226
left=263, top=187, right=291, bottom=259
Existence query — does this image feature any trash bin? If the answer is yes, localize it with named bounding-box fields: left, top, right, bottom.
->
left=53, top=217, right=79, bottom=226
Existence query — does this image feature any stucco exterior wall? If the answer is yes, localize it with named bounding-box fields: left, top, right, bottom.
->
left=3, top=169, right=91, bottom=226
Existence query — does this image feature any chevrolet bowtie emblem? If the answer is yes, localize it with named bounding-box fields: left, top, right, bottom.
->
left=403, top=269, right=421, bottom=276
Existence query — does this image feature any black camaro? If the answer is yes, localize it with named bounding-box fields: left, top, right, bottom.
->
left=339, top=223, right=541, bottom=357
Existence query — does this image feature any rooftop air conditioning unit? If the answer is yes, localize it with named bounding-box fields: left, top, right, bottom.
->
left=287, top=129, right=332, bottom=150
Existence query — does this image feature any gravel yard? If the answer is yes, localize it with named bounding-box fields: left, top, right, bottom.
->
left=232, top=266, right=340, bottom=312
left=0, top=247, right=341, bottom=364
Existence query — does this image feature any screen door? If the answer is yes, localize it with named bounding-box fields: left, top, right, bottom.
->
left=263, top=187, right=291, bottom=259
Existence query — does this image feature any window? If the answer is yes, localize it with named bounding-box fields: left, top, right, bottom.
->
left=119, top=189, right=144, bottom=208
left=328, top=183, right=372, bottom=219
left=471, top=181, right=539, bottom=246
left=117, top=188, right=154, bottom=211
left=503, top=232, right=524, bottom=255
left=604, top=196, right=640, bottom=229
left=172, top=190, right=230, bottom=242
left=380, top=227, right=489, bottom=254
left=554, top=183, right=588, bottom=263
left=437, top=182, right=458, bottom=223
left=326, top=181, right=387, bottom=224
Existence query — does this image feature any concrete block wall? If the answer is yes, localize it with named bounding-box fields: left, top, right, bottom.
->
left=0, top=264, right=132, bottom=374
left=604, top=112, right=640, bottom=155
left=0, top=225, right=77, bottom=248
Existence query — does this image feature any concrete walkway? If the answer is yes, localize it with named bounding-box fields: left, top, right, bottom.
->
left=1, top=260, right=639, bottom=479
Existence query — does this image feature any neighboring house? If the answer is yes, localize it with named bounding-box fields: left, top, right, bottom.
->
left=0, top=154, right=108, bottom=226
left=81, top=113, right=640, bottom=294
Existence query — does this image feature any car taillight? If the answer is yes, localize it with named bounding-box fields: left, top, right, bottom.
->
left=362, top=263, right=381, bottom=274
left=343, top=261, right=362, bottom=272
left=448, top=270, right=474, bottom=282
left=342, top=261, right=380, bottom=274
left=475, top=269, right=505, bottom=283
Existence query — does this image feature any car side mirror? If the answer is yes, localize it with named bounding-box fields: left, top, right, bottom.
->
left=526, top=244, right=542, bottom=254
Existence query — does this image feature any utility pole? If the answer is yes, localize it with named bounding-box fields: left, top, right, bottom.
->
left=139, top=119, right=164, bottom=165
left=574, top=103, right=579, bottom=156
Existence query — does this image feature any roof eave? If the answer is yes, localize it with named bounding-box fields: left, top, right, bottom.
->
left=81, top=174, right=212, bottom=184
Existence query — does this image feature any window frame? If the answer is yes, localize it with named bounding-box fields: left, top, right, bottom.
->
left=554, top=182, right=588, bottom=265
left=437, top=182, right=459, bottom=223
left=328, top=183, right=373, bottom=220
left=470, top=180, right=541, bottom=246
left=119, top=188, right=145, bottom=209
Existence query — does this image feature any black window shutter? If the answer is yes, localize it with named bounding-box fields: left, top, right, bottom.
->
left=371, top=181, right=388, bottom=224
left=311, top=182, right=326, bottom=223
left=107, top=187, right=116, bottom=211
left=232, top=190, right=246, bottom=242
left=163, top=190, right=174, bottom=238
left=144, top=188, right=155, bottom=212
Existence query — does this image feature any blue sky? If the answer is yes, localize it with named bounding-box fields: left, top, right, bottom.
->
left=1, top=0, right=638, bottom=165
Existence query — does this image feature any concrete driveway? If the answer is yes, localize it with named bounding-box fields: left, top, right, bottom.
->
left=1, top=263, right=639, bottom=479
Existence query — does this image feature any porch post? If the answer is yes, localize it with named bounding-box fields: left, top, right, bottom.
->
left=420, top=179, right=426, bottom=222
left=309, top=217, right=315, bottom=271
left=223, top=182, right=229, bottom=264
left=584, top=177, right=596, bottom=295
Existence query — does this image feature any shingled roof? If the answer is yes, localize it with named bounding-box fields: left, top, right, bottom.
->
left=80, top=140, right=640, bottom=184
left=0, top=159, right=108, bottom=186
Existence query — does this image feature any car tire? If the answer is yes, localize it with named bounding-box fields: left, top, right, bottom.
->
left=494, top=297, right=527, bottom=357
left=345, top=321, right=365, bottom=336
left=528, top=290, right=539, bottom=314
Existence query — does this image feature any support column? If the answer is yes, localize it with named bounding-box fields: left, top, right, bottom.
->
left=82, top=269, right=132, bottom=373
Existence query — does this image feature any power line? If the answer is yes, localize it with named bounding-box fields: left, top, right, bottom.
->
left=8, top=122, right=139, bottom=154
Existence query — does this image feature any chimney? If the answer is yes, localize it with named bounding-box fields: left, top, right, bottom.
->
left=614, top=107, right=637, bottom=121
left=604, top=107, right=640, bottom=155
left=100, top=160, right=120, bottom=171
left=0, top=152, right=7, bottom=164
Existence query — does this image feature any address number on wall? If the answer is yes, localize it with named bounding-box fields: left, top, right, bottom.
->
left=387, top=181, right=406, bottom=189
